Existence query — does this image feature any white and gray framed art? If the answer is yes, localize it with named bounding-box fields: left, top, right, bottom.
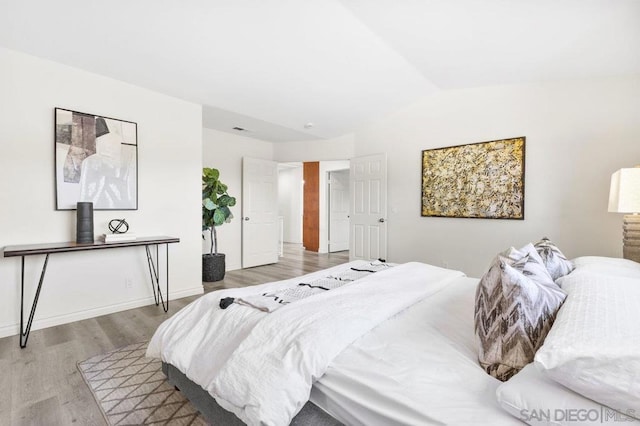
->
left=55, top=108, right=138, bottom=210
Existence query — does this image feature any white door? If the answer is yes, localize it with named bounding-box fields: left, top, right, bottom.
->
left=329, top=169, right=350, bottom=252
left=242, top=157, right=279, bottom=268
left=350, top=154, right=387, bottom=261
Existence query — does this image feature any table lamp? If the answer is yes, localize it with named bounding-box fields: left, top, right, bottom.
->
left=608, top=167, right=640, bottom=263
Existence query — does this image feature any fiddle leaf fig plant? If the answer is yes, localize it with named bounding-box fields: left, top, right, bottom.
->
left=202, top=167, right=236, bottom=255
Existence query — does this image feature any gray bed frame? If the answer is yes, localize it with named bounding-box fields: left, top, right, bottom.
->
left=162, top=362, right=343, bottom=425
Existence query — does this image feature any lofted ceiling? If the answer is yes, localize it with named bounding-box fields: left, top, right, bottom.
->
left=1, top=0, right=638, bottom=142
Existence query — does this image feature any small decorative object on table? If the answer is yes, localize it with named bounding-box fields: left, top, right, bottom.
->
left=76, top=202, right=94, bottom=244
left=103, top=218, right=136, bottom=242
left=108, top=218, right=129, bottom=234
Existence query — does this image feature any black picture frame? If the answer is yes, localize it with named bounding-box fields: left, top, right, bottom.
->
left=54, top=108, right=138, bottom=210
left=421, top=137, right=525, bottom=219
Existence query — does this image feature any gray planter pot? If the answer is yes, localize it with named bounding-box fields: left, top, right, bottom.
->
left=203, top=253, right=225, bottom=282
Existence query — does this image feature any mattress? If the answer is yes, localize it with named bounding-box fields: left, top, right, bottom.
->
left=310, top=276, right=521, bottom=426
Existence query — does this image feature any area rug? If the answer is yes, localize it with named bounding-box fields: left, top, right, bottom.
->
left=78, top=341, right=208, bottom=425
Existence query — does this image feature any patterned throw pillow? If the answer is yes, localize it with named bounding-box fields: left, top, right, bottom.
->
left=503, top=244, right=557, bottom=289
left=534, top=237, right=575, bottom=281
left=475, top=246, right=567, bottom=381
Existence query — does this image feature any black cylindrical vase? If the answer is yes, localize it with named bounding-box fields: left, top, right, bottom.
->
left=76, top=202, right=94, bottom=244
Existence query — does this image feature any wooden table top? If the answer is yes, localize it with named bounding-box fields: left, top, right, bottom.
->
left=3, top=236, right=180, bottom=257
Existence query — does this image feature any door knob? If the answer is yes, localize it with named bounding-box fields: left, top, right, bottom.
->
left=244, top=217, right=250, bottom=221
left=379, top=218, right=385, bottom=223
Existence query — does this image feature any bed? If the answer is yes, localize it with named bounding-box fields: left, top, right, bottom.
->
left=147, top=251, right=640, bottom=425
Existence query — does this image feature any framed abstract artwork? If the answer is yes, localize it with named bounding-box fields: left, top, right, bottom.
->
left=421, top=137, right=525, bottom=219
left=54, top=108, right=138, bottom=210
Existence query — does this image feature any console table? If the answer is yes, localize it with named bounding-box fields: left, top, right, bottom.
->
left=3, top=236, right=180, bottom=348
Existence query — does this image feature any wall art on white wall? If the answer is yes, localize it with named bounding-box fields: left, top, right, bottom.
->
left=54, top=108, right=138, bottom=210
left=421, top=137, right=525, bottom=219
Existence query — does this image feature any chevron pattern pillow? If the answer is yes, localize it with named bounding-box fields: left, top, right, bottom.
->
left=503, top=244, right=557, bottom=289
left=475, top=246, right=567, bottom=381
left=534, top=237, right=575, bottom=281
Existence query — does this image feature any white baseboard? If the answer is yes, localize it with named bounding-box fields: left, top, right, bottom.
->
left=226, top=262, right=242, bottom=272
left=0, top=286, right=204, bottom=339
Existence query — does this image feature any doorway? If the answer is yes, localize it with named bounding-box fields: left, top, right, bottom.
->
left=277, top=160, right=350, bottom=254
left=328, top=169, right=350, bottom=252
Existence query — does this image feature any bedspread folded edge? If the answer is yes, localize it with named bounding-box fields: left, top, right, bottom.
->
left=210, top=262, right=465, bottom=425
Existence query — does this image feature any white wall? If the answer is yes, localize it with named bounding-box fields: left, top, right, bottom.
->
left=353, top=76, right=640, bottom=277
left=278, top=166, right=303, bottom=244
left=273, top=133, right=355, bottom=162
left=202, top=128, right=274, bottom=271
left=0, top=47, right=203, bottom=338
left=318, top=160, right=350, bottom=253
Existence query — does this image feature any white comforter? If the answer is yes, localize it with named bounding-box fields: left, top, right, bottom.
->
left=147, top=261, right=465, bottom=426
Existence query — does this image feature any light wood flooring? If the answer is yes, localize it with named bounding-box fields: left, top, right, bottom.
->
left=0, top=244, right=348, bottom=426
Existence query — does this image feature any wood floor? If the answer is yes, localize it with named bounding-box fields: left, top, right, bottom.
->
left=0, top=244, right=349, bottom=426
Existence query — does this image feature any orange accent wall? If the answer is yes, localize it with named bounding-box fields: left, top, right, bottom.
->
left=303, top=162, right=320, bottom=252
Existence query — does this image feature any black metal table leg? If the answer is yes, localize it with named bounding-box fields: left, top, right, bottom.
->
left=20, top=254, right=50, bottom=348
left=6, top=236, right=179, bottom=348
left=145, top=244, right=169, bottom=312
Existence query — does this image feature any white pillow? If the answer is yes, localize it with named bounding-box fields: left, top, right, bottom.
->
left=534, top=269, right=640, bottom=419
left=572, top=256, right=640, bottom=279
left=497, top=363, right=638, bottom=425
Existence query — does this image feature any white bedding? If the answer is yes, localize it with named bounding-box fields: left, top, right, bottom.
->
left=497, top=363, right=639, bottom=425
left=534, top=257, right=640, bottom=420
left=311, top=276, right=520, bottom=426
left=147, top=260, right=469, bottom=425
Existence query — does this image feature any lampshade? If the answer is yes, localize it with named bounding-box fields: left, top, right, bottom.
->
left=608, top=167, right=640, bottom=213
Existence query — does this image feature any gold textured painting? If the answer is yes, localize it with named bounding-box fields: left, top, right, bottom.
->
left=421, top=137, right=525, bottom=219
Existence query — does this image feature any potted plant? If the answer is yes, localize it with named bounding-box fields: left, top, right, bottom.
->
left=202, top=167, right=236, bottom=282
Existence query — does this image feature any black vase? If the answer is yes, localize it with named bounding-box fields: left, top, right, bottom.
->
left=203, top=253, right=225, bottom=282
left=76, top=202, right=94, bottom=244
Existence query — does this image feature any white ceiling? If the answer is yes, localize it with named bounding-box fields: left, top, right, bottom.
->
left=1, top=0, right=638, bottom=142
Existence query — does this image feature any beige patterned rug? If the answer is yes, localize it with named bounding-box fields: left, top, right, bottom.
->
left=78, top=342, right=208, bottom=425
